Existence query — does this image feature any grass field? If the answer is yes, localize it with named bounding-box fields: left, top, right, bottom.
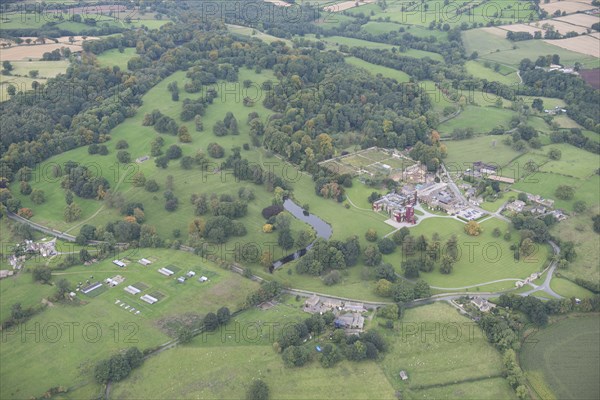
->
left=378, top=302, right=515, bottom=399
left=0, top=248, right=259, bottom=400
left=444, top=136, right=523, bottom=172
left=345, top=56, right=411, bottom=82
left=463, top=29, right=600, bottom=69
left=465, top=60, right=520, bottom=85
left=520, top=315, right=600, bottom=400
left=307, top=35, right=444, bottom=61
left=550, top=210, right=600, bottom=286
left=361, top=21, right=447, bottom=40
left=110, top=300, right=396, bottom=399
left=0, top=249, right=257, bottom=398
left=95, top=47, right=137, bottom=70
left=382, top=217, right=549, bottom=290
left=438, top=106, right=516, bottom=135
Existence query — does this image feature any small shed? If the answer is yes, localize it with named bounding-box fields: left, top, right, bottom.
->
left=199, top=276, right=209, bottom=282
left=399, top=370, right=408, bottom=381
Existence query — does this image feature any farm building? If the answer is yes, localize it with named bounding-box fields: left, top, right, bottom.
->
left=186, top=271, right=196, bottom=277
left=198, top=276, right=209, bottom=282
left=124, top=285, right=141, bottom=295
left=334, top=313, right=365, bottom=330
left=81, top=282, right=102, bottom=295
left=177, top=277, right=186, bottom=283
left=140, top=294, right=158, bottom=304
left=322, top=298, right=343, bottom=310
left=487, top=175, right=515, bottom=184
left=113, top=260, right=126, bottom=268
left=473, top=161, right=498, bottom=175
left=305, top=294, right=320, bottom=308
left=139, top=258, right=152, bottom=266
left=344, top=301, right=365, bottom=313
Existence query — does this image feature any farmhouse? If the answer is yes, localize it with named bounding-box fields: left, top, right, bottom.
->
left=334, top=313, right=365, bottom=330
left=473, top=161, right=498, bottom=175
left=506, top=200, right=526, bottom=213
left=471, top=296, right=494, bottom=313
left=124, top=285, right=141, bottom=295
left=140, top=294, right=158, bottom=304
left=113, top=260, right=126, bottom=268
left=526, top=193, right=554, bottom=208
left=81, top=282, right=102, bottom=295
left=305, top=294, right=320, bottom=308
left=139, top=258, right=152, bottom=266
left=24, top=239, right=57, bottom=257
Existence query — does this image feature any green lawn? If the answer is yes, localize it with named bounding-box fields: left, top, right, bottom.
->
left=550, top=277, right=595, bottom=299
left=479, top=191, right=518, bottom=213
left=382, top=217, right=549, bottom=289
left=520, top=315, right=600, bottom=400
left=345, top=56, right=411, bottom=83
left=0, top=248, right=259, bottom=400
left=96, top=47, right=137, bottom=70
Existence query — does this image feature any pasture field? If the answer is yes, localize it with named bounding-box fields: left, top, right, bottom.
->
left=345, top=0, right=535, bottom=28
left=110, top=301, right=396, bottom=399
left=0, top=75, right=44, bottom=102
left=361, top=21, right=448, bottom=39
left=465, top=60, right=520, bottom=85
left=382, top=217, right=549, bottom=290
left=437, top=106, right=516, bottom=135
left=0, top=248, right=259, bottom=400
left=533, top=143, right=599, bottom=179
left=378, top=302, right=515, bottom=399
left=345, top=56, right=411, bottom=82
left=463, top=29, right=600, bottom=68
left=95, top=47, right=137, bottom=70
left=520, top=315, right=600, bottom=400
left=513, top=172, right=599, bottom=212
left=227, top=24, right=293, bottom=45
left=540, top=0, right=598, bottom=15
left=309, top=35, right=445, bottom=60
left=553, top=113, right=583, bottom=129
left=8, top=60, right=70, bottom=77
left=550, top=210, right=600, bottom=286
left=444, top=136, right=523, bottom=171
